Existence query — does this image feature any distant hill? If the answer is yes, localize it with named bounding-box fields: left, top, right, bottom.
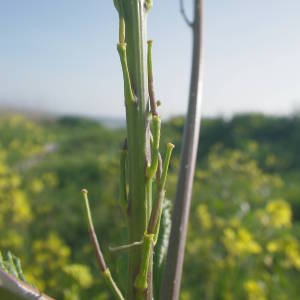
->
left=0, top=104, right=125, bottom=128
left=164, top=112, right=300, bottom=172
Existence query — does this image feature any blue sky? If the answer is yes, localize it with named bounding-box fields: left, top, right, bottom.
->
left=0, top=0, right=299, bottom=118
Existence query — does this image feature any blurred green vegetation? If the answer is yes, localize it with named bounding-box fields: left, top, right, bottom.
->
left=1, top=113, right=300, bottom=299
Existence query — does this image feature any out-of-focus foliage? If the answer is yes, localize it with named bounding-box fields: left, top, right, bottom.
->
left=0, top=150, right=32, bottom=252
left=1, top=112, right=300, bottom=299
left=181, top=148, right=300, bottom=299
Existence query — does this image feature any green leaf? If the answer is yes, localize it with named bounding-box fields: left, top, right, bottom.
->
left=153, top=199, right=171, bottom=299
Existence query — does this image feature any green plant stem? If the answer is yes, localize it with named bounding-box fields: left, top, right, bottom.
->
left=115, top=1, right=151, bottom=298
left=103, top=269, right=125, bottom=300
left=134, top=233, right=154, bottom=292
left=146, top=116, right=161, bottom=222
left=134, top=143, right=174, bottom=298
left=117, top=43, right=135, bottom=104
left=146, top=116, right=161, bottom=179
left=145, top=177, right=152, bottom=223
left=119, top=141, right=128, bottom=207
left=147, top=40, right=158, bottom=116
left=148, top=143, right=174, bottom=235
left=160, top=143, right=175, bottom=189
left=114, top=1, right=174, bottom=299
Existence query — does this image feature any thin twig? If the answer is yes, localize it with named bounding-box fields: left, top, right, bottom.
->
left=160, top=0, right=204, bottom=299
left=108, top=241, right=143, bottom=252
left=81, top=189, right=107, bottom=272
left=119, top=138, right=128, bottom=206
left=81, top=189, right=125, bottom=300
left=180, top=0, right=194, bottom=27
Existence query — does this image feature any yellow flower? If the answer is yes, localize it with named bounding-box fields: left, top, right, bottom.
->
left=223, top=228, right=262, bottom=256
left=266, top=199, right=291, bottom=228
left=237, top=228, right=262, bottom=254
left=30, top=179, right=44, bottom=193
left=266, top=241, right=280, bottom=253
left=244, top=280, right=266, bottom=300
left=284, top=237, right=300, bottom=269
